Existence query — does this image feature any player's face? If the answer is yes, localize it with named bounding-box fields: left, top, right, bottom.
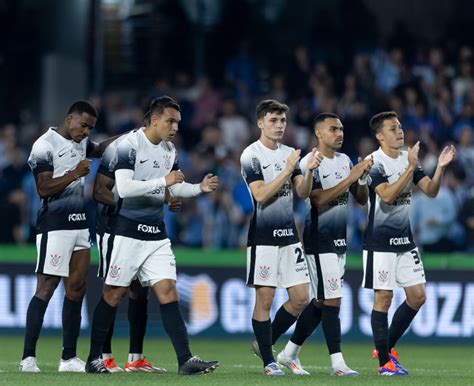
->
left=66, top=112, right=96, bottom=143
left=377, top=117, right=404, bottom=149
left=316, top=118, right=344, bottom=150
left=152, top=107, right=181, bottom=141
left=258, top=112, right=286, bottom=141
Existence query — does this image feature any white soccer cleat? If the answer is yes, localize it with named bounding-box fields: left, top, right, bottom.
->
left=58, top=357, right=86, bottom=372
left=19, top=356, right=41, bottom=372
left=331, top=364, right=359, bottom=377
left=251, top=340, right=276, bottom=360
left=277, top=350, right=310, bottom=375
left=264, top=362, right=285, bottom=375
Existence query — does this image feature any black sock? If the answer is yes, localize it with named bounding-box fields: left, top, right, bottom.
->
left=128, top=298, right=148, bottom=354
left=290, top=300, right=322, bottom=345
left=271, top=305, right=297, bottom=345
left=252, top=319, right=274, bottom=366
left=88, top=297, right=117, bottom=361
left=388, top=301, right=418, bottom=350
left=102, top=313, right=116, bottom=354
left=160, top=301, right=192, bottom=367
left=371, top=310, right=389, bottom=366
left=321, top=304, right=341, bottom=355
left=62, top=297, right=83, bottom=360
left=22, top=296, right=48, bottom=359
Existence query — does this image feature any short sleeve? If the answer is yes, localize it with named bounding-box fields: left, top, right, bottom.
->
left=172, top=149, right=179, bottom=171
left=28, top=141, right=54, bottom=175
left=115, top=138, right=136, bottom=171
left=240, top=151, right=264, bottom=184
left=413, top=164, right=427, bottom=185
left=369, top=162, right=389, bottom=189
left=85, top=139, right=96, bottom=157
left=97, top=144, right=117, bottom=178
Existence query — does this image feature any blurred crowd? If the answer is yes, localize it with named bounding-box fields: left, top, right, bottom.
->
left=1, top=43, right=474, bottom=253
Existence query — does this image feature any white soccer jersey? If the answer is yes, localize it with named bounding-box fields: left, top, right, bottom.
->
left=27, top=128, right=93, bottom=232
left=364, top=147, right=426, bottom=252
left=300, top=152, right=352, bottom=254
left=240, top=140, right=302, bottom=246
left=111, top=129, right=175, bottom=240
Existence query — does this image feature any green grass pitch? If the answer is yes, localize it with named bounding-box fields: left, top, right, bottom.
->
left=0, top=337, right=472, bottom=385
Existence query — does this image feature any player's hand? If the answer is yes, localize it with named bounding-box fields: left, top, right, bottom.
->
left=165, top=170, right=185, bottom=186
left=438, top=144, right=456, bottom=168
left=200, top=173, right=218, bottom=192
left=306, top=148, right=323, bottom=171
left=72, top=159, right=91, bottom=178
left=349, top=157, right=373, bottom=182
left=284, top=149, right=301, bottom=174
left=407, top=141, right=420, bottom=169
left=357, top=155, right=374, bottom=180
left=167, top=197, right=182, bottom=212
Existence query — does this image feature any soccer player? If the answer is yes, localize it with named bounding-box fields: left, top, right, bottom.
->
left=240, top=99, right=322, bottom=375
left=277, top=113, right=373, bottom=376
left=94, top=122, right=178, bottom=372
left=362, top=111, right=456, bottom=376
left=20, top=101, right=119, bottom=372
left=85, top=96, right=219, bottom=375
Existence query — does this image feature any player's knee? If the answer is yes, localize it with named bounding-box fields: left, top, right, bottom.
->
left=291, top=294, right=309, bottom=311
left=129, top=284, right=148, bottom=301
left=35, top=277, right=60, bottom=301
left=409, top=292, right=426, bottom=309
left=65, top=281, right=87, bottom=302
left=104, top=289, right=126, bottom=307
left=375, top=292, right=393, bottom=310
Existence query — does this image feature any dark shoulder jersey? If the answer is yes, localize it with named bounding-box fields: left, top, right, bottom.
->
left=301, top=152, right=352, bottom=255
left=111, top=130, right=177, bottom=240
left=240, top=140, right=302, bottom=246
left=27, top=127, right=93, bottom=232
left=95, top=130, right=137, bottom=236
left=364, top=147, right=426, bottom=252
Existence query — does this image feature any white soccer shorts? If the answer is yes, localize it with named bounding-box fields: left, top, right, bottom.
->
left=35, top=228, right=91, bottom=277
left=104, top=235, right=176, bottom=287
left=307, top=252, right=345, bottom=300
left=246, top=242, right=310, bottom=288
left=362, top=247, right=426, bottom=290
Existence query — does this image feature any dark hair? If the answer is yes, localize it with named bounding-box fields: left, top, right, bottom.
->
left=369, top=111, right=398, bottom=134
left=256, top=99, right=289, bottom=120
left=67, top=100, right=98, bottom=118
left=150, top=95, right=181, bottom=116
left=313, top=112, right=340, bottom=129
left=142, top=110, right=151, bottom=126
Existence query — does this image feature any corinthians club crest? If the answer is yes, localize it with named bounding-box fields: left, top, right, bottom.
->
left=108, top=265, right=121, bottom=279
left=50, top=253, right=62, bottom=268
left=258, top=265, right=270, bottom=280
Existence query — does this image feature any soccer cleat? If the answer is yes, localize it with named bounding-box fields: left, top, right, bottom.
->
left=85, top=358, right=110, bottom=374
left=58, top=357, right=86, bottom=372
left=19, top=356, right=41, bottom=372
left=276, top=350, right=310, bottom=375
left=125, top=356, right=167, bottom=373
left=251, top=340, right=276, bottom=361
left=378, top=359, right=407, bottom=376
left=264, top=362, right=285, bottom=375
left=178, top=356, right=219, bottom=375
left=373, top=348, right=408, bottom=375
left=103, top=356, right=124, bottom=372
left=331, top=364, right=359, bottom=377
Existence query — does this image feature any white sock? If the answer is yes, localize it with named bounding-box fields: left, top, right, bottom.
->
left=128, top=353, right=143, bottom=362
left=330, top=352, right=344, bottom=368
left=102, top=353, right=113, bottom=360
left=284, top=341, right=301, bottom=358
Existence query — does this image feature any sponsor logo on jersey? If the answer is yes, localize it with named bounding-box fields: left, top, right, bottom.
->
left=295, top=265, right=308, bottom=272
left=109, top=265, right=121, bottom=279
left=389, top=237, right=410, bottom=246
left=378, top=269, right=389, bottom=283
left=392, top=192, right=411, bottom=206
left=153, top=160, right=160, bottom=168
left=275, top=182, right=291, bottom=197
left=258, top=265, right=270, bottom=280
left=274, top=163, right=283, bottom=171
left=273, top=228, right=294, bottom=237
left=68, top=213, right=86, bottom=222
left=335, top=171, right=343, bottom=179
left=333, top=238, right=347, bottom=247
left=262, top=164, right=270, bottom=169
left=328, top=192, right=349, bottom=206
left=137, top=224, right=161, bottom=233
left=49, top=254, right=62, bottom=268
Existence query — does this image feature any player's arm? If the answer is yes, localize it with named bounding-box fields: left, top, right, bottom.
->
left=416, top=145, right=456, bottom=198
left=247, top=150, right=301, bottom=204
left=168, top=173, right=218, bottom=198
left=293, top=148, right=323, bottom=199
left=87, top=135, right=121, bottom=158
left=34, top=160, right=90, bottom=199
left=374, top=143, right=420, bottom=204
left=93, top=172, right=116, bottom=209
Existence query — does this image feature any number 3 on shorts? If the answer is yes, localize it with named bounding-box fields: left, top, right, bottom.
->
left=411, top=250, right=420, bottom=264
